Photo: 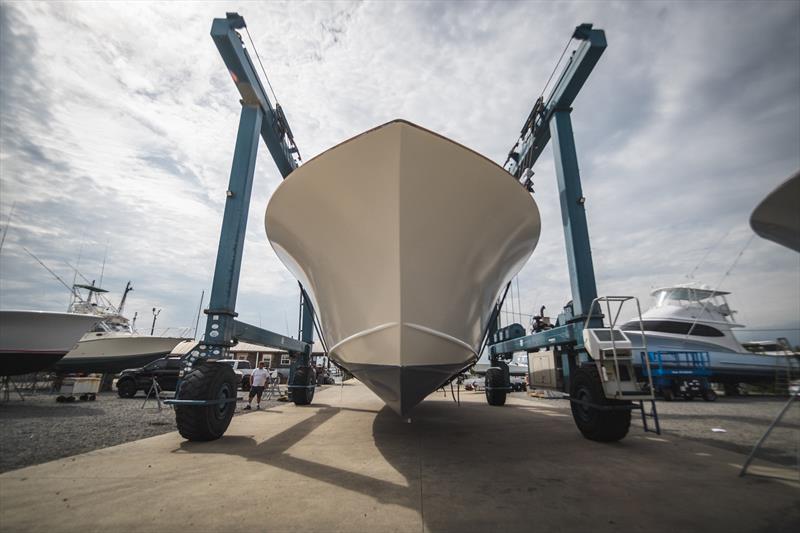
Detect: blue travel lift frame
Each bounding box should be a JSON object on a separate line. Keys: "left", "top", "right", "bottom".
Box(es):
{"left": 486, "top": 25, "right": 659, "bottom": 439}
{"left": 165, "top": 13, "right": 317, "bottom": 435}
{"left": 489, "top": 23, "right": 606, "bottom": 359}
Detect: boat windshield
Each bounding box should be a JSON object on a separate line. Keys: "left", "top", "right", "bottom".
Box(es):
{"left": 90, "top": 321, "right": 132, "bottom": 333}
{"left": 654, "top": 288, "right": 716, "bottom": 306}
{"left": 652, "top": 286, "right": 739, "bottom": 324}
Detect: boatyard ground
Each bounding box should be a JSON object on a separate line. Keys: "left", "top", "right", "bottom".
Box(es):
{"left": 1, "top": 382, "right": 798, "bottom": 533}
{"left": 0, "top": 385, "right": 798, "bottom": 473}
{"left": 0, "top": 390, "right": 283, "bottom": 473}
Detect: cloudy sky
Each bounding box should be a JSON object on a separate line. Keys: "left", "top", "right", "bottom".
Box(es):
{"left": 1, "top": 1, "right": 798, "bottom": 347}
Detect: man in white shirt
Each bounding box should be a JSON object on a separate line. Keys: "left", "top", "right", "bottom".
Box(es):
{"left": 244, "top": 361, "right": 270, "bottom": 410}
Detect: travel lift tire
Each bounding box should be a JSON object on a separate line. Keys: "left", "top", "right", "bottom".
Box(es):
{"left": 175, "top": 362, "right": 238, "bottom": 442}
{"left": 569, "top": 366, "right": 631, "bottom": 442}
{"left": 290, "top": 366, "right": 316, "bottom": 406}
{"left": 485, "top": 367, "right": 508, "bottom": 406}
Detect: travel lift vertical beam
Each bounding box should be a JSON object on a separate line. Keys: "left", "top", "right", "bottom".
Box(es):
{"left": 167, "top": 13, "right": 317, "bottom": 441}
{"left": 487, "top": 24, "right": 655, "bottom": 441}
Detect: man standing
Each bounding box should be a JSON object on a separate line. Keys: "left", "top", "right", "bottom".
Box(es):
{"left": 244, "top": 361, "right": 269, "bottom": 410}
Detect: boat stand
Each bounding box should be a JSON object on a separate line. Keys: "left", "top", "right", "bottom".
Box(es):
{"left": 142, "top": 377, "right": 164, "bottom": 411}
{"left": 739, "top": 392, "right": 798, "bottom": 477}
{"left": 264, "top": 375, "right": 284, "bottom": 401}
{"left": 1, "top": 376, "right": 24, "bottom": 402}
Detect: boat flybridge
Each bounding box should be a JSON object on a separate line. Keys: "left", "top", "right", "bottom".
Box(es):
{"left": 619, "top": 283, "right": 799, "bottom": 386}
{"left": 56, "top": 283, "right": 188, "bottom": 374}
{"left": 621, "top": 284, "right": 745, "bottom": 353}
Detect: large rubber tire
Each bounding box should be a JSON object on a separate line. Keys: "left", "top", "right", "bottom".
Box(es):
{"left": 570, "top": 367, "right": 631, "bottom": 442}
{"left": 290, "top": 366, "right": 316, "bottom": 406}
{"left": 703, "top": 388, "right": 718, "bottom": 402}
{"left": 485, "top": 367, "right": 508, "bottom": 406}
{"left": 175, "top": 362, "right": 238, "bottom": 442}
{"left": 241, "top": 377, "right": 250, "bottom": 391}
{"left": 117, "top": 378, "right": 137, "bottom": 398}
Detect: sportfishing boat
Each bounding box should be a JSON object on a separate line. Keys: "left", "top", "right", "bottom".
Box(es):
{"left": 266, "top": 120, "right": 541, "bottom": 416}
{"left": 620, "top": 283, "right": 799, "bottom": 385}
{"left": 56, "top": 283, "right": 188, "bottom": 374}
{"left": 0, "top": 310, "right": 99, "bottom": 375}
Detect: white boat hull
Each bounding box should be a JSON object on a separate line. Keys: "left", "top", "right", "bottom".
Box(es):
{"left": 57, "top": 333, "right": 188, "bottom": 374}
{"left": 266, "top": 120, "right": 541, "bottom": 415}
{"left": 625, "top": 331, "right": 800, "bottom": 383}
{"left": 0, "top": 310, "right": 99, "bottom": 376}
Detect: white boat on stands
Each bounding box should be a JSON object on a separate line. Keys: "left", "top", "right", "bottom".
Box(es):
{"left": 266, "top": 120, "right": 541, "bottom": 416}
{"left": 620, "top": 283, "right": 799, "bottom": 387}
{"left": 0, "top": 310, "right": 99, "bottom": 376}
{"left": 56, "top": 283, "right": 188, "bottom": 374}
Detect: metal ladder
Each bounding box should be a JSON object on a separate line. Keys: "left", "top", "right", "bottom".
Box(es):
{"left": 773, "top": 338, "right": 799, "bottom": 395}
{"left": 637, "top": 398, "right": 661, "bottom": 434}
{"left": 585, "top": 296, "right": 661, "bottom": 434}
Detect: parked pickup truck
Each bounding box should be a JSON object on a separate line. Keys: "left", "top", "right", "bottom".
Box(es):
{"left": 218, "top": 359, "right": 254, "bottom": 390}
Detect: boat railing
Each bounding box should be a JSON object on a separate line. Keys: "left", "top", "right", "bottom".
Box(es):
{"left": 641, "top": 351, "right": 712, "bottom": 378}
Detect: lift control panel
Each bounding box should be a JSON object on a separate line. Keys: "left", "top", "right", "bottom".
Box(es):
{"left": 582, "top": 328, "right": 631, "bottom": 359}
{"left": 583, "top": 328, "right": 650, "bottom": 400}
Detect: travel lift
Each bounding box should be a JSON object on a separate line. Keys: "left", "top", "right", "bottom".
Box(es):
{"left": 168, "top": 14, "right": 657, "bottom": 442}
{"left": 486, "top": 24, "right": 660, "bottom": 441}
{"left": 165, "top": 13, "right": 318, "bottom": 441}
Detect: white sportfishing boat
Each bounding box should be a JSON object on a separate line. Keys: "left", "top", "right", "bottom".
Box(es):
{"left": 266, "top": 120, "right": 541, "bottom": 416}
{"left": 620, "top": 283, "right": 799, "bottom": 386}
{"left": 0, "top": 310, "right": 99, "bottom": 376}
{"left": 56, "top": 283, "right": 188, "bottom": 374}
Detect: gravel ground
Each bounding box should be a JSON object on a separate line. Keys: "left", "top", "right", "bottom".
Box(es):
{"left": 0, "top": 390, "right": 281, "bottom": 473}
{"left": 518, "top": 392, "right": 800, "bottom": 467}
{"left": 2, "top": 388, "right": 797, "bottom": 474}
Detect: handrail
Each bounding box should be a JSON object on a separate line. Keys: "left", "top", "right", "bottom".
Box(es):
{"left": 584, "top": 295, "right": 655, "bottom": 400}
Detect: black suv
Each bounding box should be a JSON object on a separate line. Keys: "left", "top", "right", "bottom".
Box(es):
{"left": 116, "top": 356, "right": 182, "bottom": 398}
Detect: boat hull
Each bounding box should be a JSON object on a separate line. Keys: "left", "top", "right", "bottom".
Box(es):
{"left": 626, "top": 331, "right": 800, "bottom": 384}
{"left": 266, "top": 120, "right": 541, "bottom": 415}
{"left": 0, "top": 311, "right": 99, "bottom": 376}
{"left": 56, "top": 334, "right": 187, "bottom": 374}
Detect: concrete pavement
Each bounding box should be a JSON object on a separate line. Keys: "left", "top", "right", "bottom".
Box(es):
{"left": 1, "top": 382, "right": 798, "bottom": 532}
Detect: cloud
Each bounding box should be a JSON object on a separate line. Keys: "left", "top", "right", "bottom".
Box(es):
{"left": 0, "top": 1, "right": 798, "bottom": 348}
